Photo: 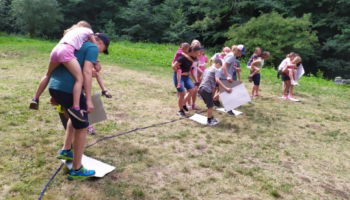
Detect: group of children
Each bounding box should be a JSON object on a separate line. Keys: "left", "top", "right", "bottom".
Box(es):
{"left": 173, "top": 42, "right": 302, "bottom": 126}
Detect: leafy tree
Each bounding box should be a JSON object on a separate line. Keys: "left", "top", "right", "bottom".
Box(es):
{"left": 225, "top": 12, "right": 319, "bottom": 69}
{"left": 10, "top": 0, "right": 63, "bottom": 38}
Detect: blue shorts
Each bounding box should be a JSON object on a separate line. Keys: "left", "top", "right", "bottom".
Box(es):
{"left": 49, "top": 89, "right": 89, "bottom": 129}
{"left": 173, "top": 72, "right": 195, "bottom": 92}
{"left": 251, "top": 71, "right": 261, "bottom": 86}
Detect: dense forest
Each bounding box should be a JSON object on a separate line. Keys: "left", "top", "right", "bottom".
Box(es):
{"left": 1, "top": 0, "right": 349, "bottom": 78}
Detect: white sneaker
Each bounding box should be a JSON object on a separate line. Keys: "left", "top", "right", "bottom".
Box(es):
{"left": 208, "top": 120, "right": 219, "bottom": 127}
{"left": 295, "top": 81, "right": 300, "bottom": 86}
{"left": 291, "top": 81, "right": 297, "bottom": 86}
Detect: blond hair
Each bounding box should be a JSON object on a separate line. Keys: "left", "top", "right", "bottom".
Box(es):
{"left": 231, "top": 45, "right": 241, "bottom": 55}
{"left": 293, "top": 56, "right": 302, "bottom": 63}
{"left": 63, "top": 21, "right": 92, "bottom": 36}
{"left": 191, "top": 39, "right": 201, "bottom": 47}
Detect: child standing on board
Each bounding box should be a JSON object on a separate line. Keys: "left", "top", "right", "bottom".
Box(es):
{"left": 249, "top": 51, "right": 270, "bottom": 97}
{"left": 30, "top": 21, "right": 101, "bottom": 122}
{"left": 198, "top": 58, "right": 232, "bottom": 126}
{"left": 173, "top": 43, "right": 193, "bottom": 88}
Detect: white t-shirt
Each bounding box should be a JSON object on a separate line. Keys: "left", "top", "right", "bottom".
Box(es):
{"left": 278, "top": 58, "right": 291, "bottom": 71}
{"left": 60, "top": 27, "right": 94, "bottom": 50}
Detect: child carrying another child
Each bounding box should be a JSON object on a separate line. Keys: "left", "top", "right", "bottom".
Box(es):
{"left": 284, "top": 56, "right": 301, "bottom": 86}
{"left": 30, "top": 21, "right": 103, "bottom": 122}
{"left": 198, "top": 58, "right": 232, "bottom": 126}
{"left": 248, "top": 51, "right": 270, "bottom": 98}
{"left": 247, "top": 47, "right": 262, "bottom": 70}
{"left": 172, "top": 43, "right": 194, "bottom": 88}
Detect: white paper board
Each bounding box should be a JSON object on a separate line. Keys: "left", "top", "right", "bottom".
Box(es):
{"left": 62, "top": 154, "right": 115, "bottom": 177}
{"left": 296, "top": 64, "right": 305, "bottom": 80}
{"left": 216, "top": 108, "right": 243, "bottom": 115}
{"left": 88, "top": 93, "right": 107, "bottom": 124}
{"left": 189, "top": 114, "right": 208, "bottom": 125}
{"left": 218, "top": 81, "right": 251, "bottom": 111}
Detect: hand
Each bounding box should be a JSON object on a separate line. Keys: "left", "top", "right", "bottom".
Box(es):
{"left": 85, "top": 99, "right": 94, "bottom": 114}
{"left": 50, "top": 97, "right": 58, "bottom": 106}
{"left": 227, "top": 78, "right": 233, "bottom": 83}
{"left": 182, "top": 72, "right": 190, "bottom": 76}
{"left": 226, "top": 88, "right": 232, "bottom": 93}
{"left": 94, "top": 61, "right": 101, "bottom": 72}
{"left": 92, "top": 70, "right": 98, "bottom": 78}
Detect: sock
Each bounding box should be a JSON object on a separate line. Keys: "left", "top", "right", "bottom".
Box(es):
{"left": 74, "top": 166, "right": 82, "bottom": 171}
{"left": 33, "top": 97, "right": 39, "bottom": 101}
{"left": 208, "top": 118, "right": 212, "bottom": 123}
{"left": 73, "top": 106, "right": 80, "bottom": 110}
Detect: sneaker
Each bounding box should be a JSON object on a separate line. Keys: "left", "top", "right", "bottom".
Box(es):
{"left": 213, "top": 100, "right": 222, "bottom": 107}
{"left": 183, "top": 105, "right": 189, "bottom": 112}
{"left": 227, "top": 110, "right": 235, "bottom": 116}
{"left": 208, "top": 119, "right": 219, "bottom": 127}
{"left": 295, "top": 81, "right": 300, "bottom": 86}
{"left": 282, "top": 95, "right": 289, "bottom": 100}
{"left": 87, "top": 125, "right": 96, "bottom": 135}
{"left": 251, "top": 95, "right": 256, "bottom": 98}
{"left": 29, "top": 98, "right": 39, "bottom": 110}
{"left": 67, "top": 165, "right": 95, "bottom": 180}
{"left": 211, "top": 117, "right": 220, "bottom": 123}
{"left": 178, "top": 110, "right": 186, "bottom": 117}
{"left": 255, "top": 94, "right": 263, "bottom": 97}
{"left": 192, "top": 104, "right": 198, "bottom": 110}
{"left": 288, "top": 94, "right": 294, "bottom": 99}
{"left": 57, "top": 149, "right": 73, "bottom": 161}
{"left": 291, "top": 81, "right": 297, "bottom": 86}
{"left": 68, "top": 106, "right": 87, "bottom": 122}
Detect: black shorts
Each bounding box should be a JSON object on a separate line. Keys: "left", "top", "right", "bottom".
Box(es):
{"left": 49, "top": 89, "right": 89, "bottom": 129}
{"left": 281, "top": 73, "right": 290, "bottom": 81}
{"left": 198, "top": 87, "right": 214, "bottom": 108}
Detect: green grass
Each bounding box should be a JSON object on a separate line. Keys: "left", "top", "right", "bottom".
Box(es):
{"left": 1, "top": 35, "right": 350, "bottom": 200}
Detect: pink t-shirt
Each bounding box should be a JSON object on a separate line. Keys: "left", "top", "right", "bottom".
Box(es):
{"left": 60, "top": 27, "right": 93, "bottom": 50}
{"left": 172, "top": 49, "right": 183, "bottom": 64}
{"left": 198, "top": 55, "right": 208, "bottom": 72}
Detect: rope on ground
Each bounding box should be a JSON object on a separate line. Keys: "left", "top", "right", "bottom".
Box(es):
{"left": 38, "top": 110, "right": 206, "bottom": 200}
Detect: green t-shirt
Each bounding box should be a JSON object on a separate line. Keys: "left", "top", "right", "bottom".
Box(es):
{"left": 48, "top": 42, "right": 98, "bottom": 94}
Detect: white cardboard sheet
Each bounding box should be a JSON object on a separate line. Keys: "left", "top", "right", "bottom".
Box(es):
{"left": 296, "top": 64, "right": 305, "bottom": 80}
{"left": 88, "top": 93, "right": 107, "bottom": 124}
{"left": 189, "top": 114, "right": 208, "bottom": 125}
{"left": 219, "top": 81, "right": 251, "bottom": 111}
{"left": 216, "top": 108, "right": 243, "bottom": 115}
{"left": 62, "top": 154, "right": 115, "bottom": 178}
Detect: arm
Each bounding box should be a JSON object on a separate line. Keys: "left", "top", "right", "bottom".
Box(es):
{"left": 222, "top": 62, "right": 232, "bottom": 83}
{"left": 94, "top": 60, "right": 101, "bottom": 72}
{"left": 181, "top": 52, "right": 194, "bottom": 62}
{"left": 209, "top": 59, "right": 213, "bottom": 66}
{"left": 88, "top": 34, "right": 98, "bottom": 46}
{"left": 83, "top": 60, "right": 94, "bottom": 114}
{"left": 215, "top": 77, "right": 232, "bottom": 93}
{"left": 172, "top": 61, "right": 181, "bottom": 72}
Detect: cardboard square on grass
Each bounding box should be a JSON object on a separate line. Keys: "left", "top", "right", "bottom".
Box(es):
{"left": 62, "top": 154, "right": 115, "bottom": 178}
{"left": 218, "top": 80, "right": 251, "bottom": 111}
{"left": 216, "top": 108, "right": 243, "bottom": 115}
{"left": 189, "top": 114, "right": 208, "bottom": 125}
{"left": 88, "top": 92, "right": 107, "bottom": 125}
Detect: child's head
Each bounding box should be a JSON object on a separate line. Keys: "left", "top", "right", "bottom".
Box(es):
{"left": 292, "top": 56, "right": 301, "bottom": 64}
{"left": 223, "top": 47, "right": 231, "bottom": 54}
{"left": 232, "top": 44, "right": 246, "bottom": 57}
{"left": 188, "top": 45, "right": 201, "bottom": 57}
{"left": 200, "top": 46, "right": 205, "bottom": 55}
{"left": 254, "top": 47, "right": 262, "bottom": 56}
{"left": 287, "top": 52, "right": 297, "bottom": 60}
{"left": 181, "top": 43, "right": 190, "bottom": 53}
{"left": 213, "top": 58, "right": 222, "bottom": 69}
{"left": 260, "top": 51, "right": 270, "bottom": 59}
{"left": 191, "top": 39, "right": 201, "bottom": 47}
{"left": 76, "top": 21, "right": 92, "bottom": 29}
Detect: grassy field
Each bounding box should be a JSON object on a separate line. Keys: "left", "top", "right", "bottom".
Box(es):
{"left": 1, "top": 35, "right": 350, "bottom": 200}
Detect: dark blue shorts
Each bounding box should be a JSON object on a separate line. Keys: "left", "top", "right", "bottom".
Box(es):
{"left": 49, "top": 89, "right": 89, "bottom": 129}
{"left": 281, "top": 73, "right": 290, "bottom": 81}
{"left": 173, "top": 72, "right": 195, "bottom": 92}
{"left": 251, "top": 71, "right": 261, "bottom": 86}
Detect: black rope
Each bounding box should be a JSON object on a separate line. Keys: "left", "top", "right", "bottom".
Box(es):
{"left": 38, "top": 111, "right": 206, "bottom": 200}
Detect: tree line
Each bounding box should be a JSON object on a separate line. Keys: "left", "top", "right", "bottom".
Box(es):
{"left": 1, "top": 0, "right": 349, "bottom": 78}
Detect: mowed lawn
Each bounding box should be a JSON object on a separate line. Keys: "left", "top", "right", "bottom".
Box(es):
{"left": 0, "top": 36, "right": 350, "bottom": 200}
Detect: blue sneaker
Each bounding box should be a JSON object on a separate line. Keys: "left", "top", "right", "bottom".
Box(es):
{"left": 57, "top": 149, "right": 73, "bottom": 161}
{"left": 67, "top": 165, "right": 95, "bottom": 180}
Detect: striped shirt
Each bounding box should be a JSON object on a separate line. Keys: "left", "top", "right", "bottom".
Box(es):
{"left": 199, "top": 66, "right": 220, "bottom": 93}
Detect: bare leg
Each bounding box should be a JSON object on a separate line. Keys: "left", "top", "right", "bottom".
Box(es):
{"left": 207, "top": 107, "right": 213, "bottom": 119}
{"left": 72, "top": 127, "right": 87, "bottom": 170}
{"left": 185, "top": 89, "right": 194, "bottom": 105}
{"left": 192, "top": 86, "right": 198, "bottom": 106}
{"left": 62, "top": 59, "right": 84, "bottom": 108}
{"left": 34, "top": 62, "right": 59, "bottom": 99}
{"left": 288, "top": 69, "right": 295, "bottom": 83}
{"left": 283, "top": 81, "right": 290, "bottom": 97}
{"left": 178, "top": 92, "right": 185, "bottom": 111}
{"left": 255, "top": 85, "right": 260, "bottom": 96}
{"left": 95, "top": 72, "right": 107, "bottom": 91}
{"left": 289, "top": 85, "right": 294, "bottom": 98}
